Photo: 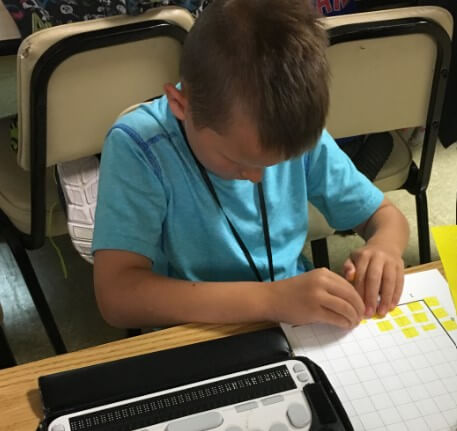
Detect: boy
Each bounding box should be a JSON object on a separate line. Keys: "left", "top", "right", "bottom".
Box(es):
{"left": 93, "top": 0, "right": 409, "bottom": 330}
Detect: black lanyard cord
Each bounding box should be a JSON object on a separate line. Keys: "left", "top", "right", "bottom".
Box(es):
{"left": 257, "top": 182, "right": 275, "bottom": 283}
{"left": 178, "top": 121, "right": 274, "bottom": 282}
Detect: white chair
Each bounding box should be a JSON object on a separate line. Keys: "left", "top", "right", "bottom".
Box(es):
{"left": 0, "top": 6, "right": 194, "bottom": 353}
{"left": 309, "top": 6, "right": 453, "bottom": 267}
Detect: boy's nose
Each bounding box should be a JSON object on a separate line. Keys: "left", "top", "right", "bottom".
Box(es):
{"left": 241, "top": 168, "right": 263, "bottom": 183}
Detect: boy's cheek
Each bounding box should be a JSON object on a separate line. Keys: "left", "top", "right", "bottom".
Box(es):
{"left": 204, "top": 159, "right": 240, "bottom": 180}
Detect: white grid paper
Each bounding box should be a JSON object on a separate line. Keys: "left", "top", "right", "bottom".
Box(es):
{"left": 283, "top": 301, "right": 457, "bottom": 431}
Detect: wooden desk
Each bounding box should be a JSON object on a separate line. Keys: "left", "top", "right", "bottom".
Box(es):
{"left": 0, "top": 261, "right": 444, "bottom": 431}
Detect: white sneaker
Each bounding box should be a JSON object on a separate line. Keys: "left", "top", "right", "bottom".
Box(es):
{"left": 56, "top": 156, "right": 99, "bottom": 264}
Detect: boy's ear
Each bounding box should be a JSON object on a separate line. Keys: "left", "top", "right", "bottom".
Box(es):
{"left": 164, "top": 83, "right": 188, "bottom": 121}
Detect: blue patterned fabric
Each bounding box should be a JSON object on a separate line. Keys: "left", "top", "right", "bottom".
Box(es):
{"left": 1, "top": 0, "right": 211, "bottom": 39}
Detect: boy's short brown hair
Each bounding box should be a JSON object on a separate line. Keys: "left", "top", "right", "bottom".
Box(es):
{"left": 180, "top": 0, "right": 329, "bottom": 158}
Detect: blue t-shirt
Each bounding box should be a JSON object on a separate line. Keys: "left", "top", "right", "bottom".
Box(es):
{"left": 92, "top": 95, "right": 383, "bottom": 282}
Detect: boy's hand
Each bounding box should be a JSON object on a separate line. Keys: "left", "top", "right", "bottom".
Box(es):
{"left": 342, "top": 243, "right": 404, "bottom": 318}
{"left": 269, "top": 268, "right": 365, "bottom": 329}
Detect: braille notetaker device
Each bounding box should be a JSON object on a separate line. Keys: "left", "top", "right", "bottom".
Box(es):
{"left": 38, "top": 328, "right": 353, "bottom": 431}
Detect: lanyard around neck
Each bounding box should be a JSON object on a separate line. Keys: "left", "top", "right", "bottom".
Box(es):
{"left": 178, "top": 121, "right": 274, "bottom": 282}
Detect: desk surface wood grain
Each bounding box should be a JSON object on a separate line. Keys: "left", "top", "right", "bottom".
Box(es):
{"left": 0, "top": 261, "right": 444, "bottom": 431}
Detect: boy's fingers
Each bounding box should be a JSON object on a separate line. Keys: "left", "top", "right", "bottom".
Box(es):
{"left": 328, "top": 280, "right": 365, "bottom": 320}
{"left": 364, "top": 259, "right": 384, "bottom": 317}
{"left": 352, "top": 256, "right": 371, "bottom": 315}
{"left": 342, "top": 259, "right": 356, "bottom": 282}
{"left": 353, "top": 255, "right": 368, "bottom": 296}
{"left": 391, "top": 267, "right": 404, "bottom": 309}
{"left": 319, "top": 307, "right": 353, "bottom": 329}
{"left": 377, "top": 264, "right": 396, "bottom": 316}
{"left": 321, "top": 295, "right": 361, "bottom": 328}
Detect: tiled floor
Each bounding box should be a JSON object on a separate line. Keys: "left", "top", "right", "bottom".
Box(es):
{"left": 0, "top": 235, "right": 125, "bottom": 364}
{"left": 0, "top": 139, "right": 456, "bottom": 365}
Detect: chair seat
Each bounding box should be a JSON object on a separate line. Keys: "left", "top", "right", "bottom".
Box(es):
{"left": 373, "top": 131, "right": 412, "bottom": 192}
{"left": 0, "top": 119, "right": 67, "bottom": 236}
{"left": 308, "top": 203, "right": 335, "bottom": 241}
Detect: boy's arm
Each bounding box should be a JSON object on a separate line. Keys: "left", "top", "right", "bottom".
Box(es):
{"left": 94, "top": 249, "right": 268, "bottom": 327}
{"left": 343, "top": 197, "right": 409, "bottom": 318}
{"left": 94, "top": 249, "right": 365, "bottom": 329}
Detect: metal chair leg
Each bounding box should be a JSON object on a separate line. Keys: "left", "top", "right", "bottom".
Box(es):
{"left": 311, "top": 238, "right": 331, "bottom": 269}
{"left": 2, "top": 226, "right": 66, "bottom": 354}
{"left": 415, "top": 191, "right": 431, "bottom": 264}
{"left": 0, "top": 325, "right": 15, "bottom": 369}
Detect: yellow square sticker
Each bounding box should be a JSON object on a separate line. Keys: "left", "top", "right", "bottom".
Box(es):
{"left": 407, "top": 302, "right": 424, "bottom": 312}
{"left": 389, "top": 308, "right": 403, "bottom": 317}
{"left": 402, "top": 327, "right": 419, "bottom": 338}
{"left": 413, "top": 313, "right": 429, "bottom": 323}
{"left": 377, "top": 321, "right": 394, "bottom": 332}
{"left": 425, "top": 297, "right": 440, "bottom": 307}
{"left": 394, "top": 316, "right": 412, "bottom": 327}
{"left": 422, "top": 323, "right": 437, "bottom": 331}
{"left": 442, "top": 320, "right": 457, "bottom": 331}
{"left": 433, "top": 308, "right": 449, "bottom": 319}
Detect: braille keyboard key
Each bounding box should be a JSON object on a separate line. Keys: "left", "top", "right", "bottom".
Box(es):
{"left": 286, "top": 402, "right": 312, "bottom": 429}
{"left": 270, "top": 423, "right": 289, "bottom": 431}
{"left": 166, "top": 411, "right": 223, "bottom": 431}
{"left": 293, "top": 363, "right": 306, "bottom": 373}
{"left": 235, "top": 401, "right": 258, "bottom": 413}
{"left": 261, "top": 395, "right": 284, "bottom": 406}
{"left": 296, "top": 372, "right": 311, "bottom": 383}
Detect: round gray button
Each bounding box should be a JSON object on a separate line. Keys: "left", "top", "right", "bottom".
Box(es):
{"left": 226, "top": 427, "right": 243, "bottom": 431}
{"left": 293, "top": 363, "right": 306, "bottom": 373}
{"left": 270, "top": 423, "right": 289, "bottom": 431}
{"left": 286, "top": 403, "right": 311, "bottom": 429}
{"left": 297, "top": 372, "right": 311, "bottom": 383}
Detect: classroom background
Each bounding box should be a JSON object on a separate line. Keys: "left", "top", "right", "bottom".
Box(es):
{"left": 0, "top": 131, "right": 455, "bottom": 365}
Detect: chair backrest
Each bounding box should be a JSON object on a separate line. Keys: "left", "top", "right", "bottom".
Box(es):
{"left": 307, "top": 6, "right": 452, "bottom": 247}
{"left": 17, "top": 6, "right": 193, "bottom": 170}
{"left": 0, "top": 1, "right": 21, "bottom": 119}
{"left": 15, "top": 6, "right": 193, "bottom": 248}
{"left": 0, "top": 2, "right": 20, "bottom": 43}
{"left": 323, "top": 6, "right": 453, "bottom": 139}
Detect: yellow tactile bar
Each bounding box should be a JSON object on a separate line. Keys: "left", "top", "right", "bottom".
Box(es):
{"left": 394, "top": 316, "right": 412, "bottom": 327}
{"left": 377, "top": 321, "right": 394, "bottom": 332}
{"left": 413, "top": 313, "right": 429, "bottom": 323}
{"left": 407, "top": 302, "right": 424, "bottom": 312}
{"left": 402, "top": 327, "right": 419, "bottom": 338}
{"left": 424, "top": 297, "right": 440, "bottom": 307}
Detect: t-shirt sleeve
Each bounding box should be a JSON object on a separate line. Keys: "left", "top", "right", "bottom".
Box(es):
{"left": 306, "top": 129, "right": 384, "bottom": 231}
{"left": 92, "top": 126, "right": 167, "bottom": 262}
